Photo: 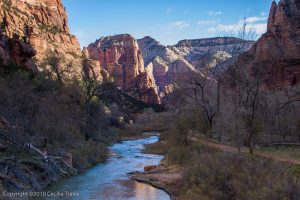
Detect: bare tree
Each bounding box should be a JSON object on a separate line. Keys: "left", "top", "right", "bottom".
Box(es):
{"left": 0, "top": 76, "right": 39, "bottom": 160}
{"left": 81, "top": 57, "right": 100, "bottom": 104}
{"left": 183, "top": 72, "right": 218, "bottom": 137}
{"left": 264, "top": 86, "right": 300, "bottom": 144}
{"left": 178, "top": 16, "right": 259, "bottom": 141}
{"left": 40, "top": 51, "right": 72, "bottom": 85}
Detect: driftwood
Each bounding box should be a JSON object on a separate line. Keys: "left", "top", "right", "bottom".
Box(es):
{"left": 0, "top": 131, "right": 78, "bottom": 176}
{"left": 48, "top": 155, "right": 78, "bottom": 174}
{"left": 26, "top": 143, "right": 78, "bottom": 175}
{"left": 27, "top": 143, "right": 48, "bottom": 159}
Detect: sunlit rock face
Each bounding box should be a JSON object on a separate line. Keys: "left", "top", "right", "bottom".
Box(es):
{"left": 87, "top": 34, "right": 145, "bottom": 88}
{"left": 234, "top": 0, "right": 300, "bottom": 89}
{"left": 0, "top": 0, "right": 81, "bottom": 60}
{"left": 138, "top": 36, "right": 254, "bottom": 91}
{"left": 0, "top": 0, "right": 82, "bottom": 73}
{"left": 87, "top": 34, "right": 161, "bottom": 104}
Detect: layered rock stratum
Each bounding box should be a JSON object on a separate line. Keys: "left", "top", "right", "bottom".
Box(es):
{"left": 138, "top": 36, "right": 254, "bottom": 91}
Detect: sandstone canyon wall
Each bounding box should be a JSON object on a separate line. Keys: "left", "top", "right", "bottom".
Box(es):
{"left": 0, "top": 0, "right": 81, "bottom": 70}
{"left": 234, "top": 0, "right": 300, "bottom": 89}
{"left": 87, "top": 34, "right": 145, "bottom": 88}
{"left": 138, "top": 36, "right": 254, "bottom": 91}
{"left": 87, "top": 34, "right": 160, "bottom": 105}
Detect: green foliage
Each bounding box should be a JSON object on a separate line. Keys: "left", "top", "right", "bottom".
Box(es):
{"left": 66, "top": 51, "right": 81, "bottom": 59}
{"left": 38, "top": 24, "right": 65, "bottom": 34}
{"left": 2, "top": 0, "right": 12, "bottom": 11}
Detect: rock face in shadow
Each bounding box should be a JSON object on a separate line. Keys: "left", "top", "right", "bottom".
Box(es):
{"left": 126, "top": 72, "right": 160, "bottom": 105}
{"left": 0, "top": 35, "right": 37, "bottom": 71}
{"left": 234, "top": 0, "right": 300, "bottom": 89}
{"left": 87, "top": 34, "right": 160, "bottom": 104}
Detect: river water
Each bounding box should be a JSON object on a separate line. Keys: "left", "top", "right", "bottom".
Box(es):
{"left": 46, "top": 136, "right": 171, "bottom": 200}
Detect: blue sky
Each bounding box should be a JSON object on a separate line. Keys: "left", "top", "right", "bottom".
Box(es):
{"left": 62, "top": 0, "right": 275, "bottom": 48}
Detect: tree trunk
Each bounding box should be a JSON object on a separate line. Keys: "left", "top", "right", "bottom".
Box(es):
{"left": 249, "top": 135, "right": 254, "bottom": 154}
{"left": 249, "top": 145, "right": 253, "bottom": 154}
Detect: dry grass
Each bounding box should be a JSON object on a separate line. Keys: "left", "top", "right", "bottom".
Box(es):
{"left": 259, "top": 146, "right": 300, "bottom": 160}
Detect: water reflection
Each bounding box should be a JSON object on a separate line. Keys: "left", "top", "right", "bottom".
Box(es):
{"left": 46, "top": 136, "right": 171, "bottom": 200}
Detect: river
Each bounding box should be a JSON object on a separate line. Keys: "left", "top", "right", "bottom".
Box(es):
{"left": 46, "top": 136, "right": 171, "bottom": 200}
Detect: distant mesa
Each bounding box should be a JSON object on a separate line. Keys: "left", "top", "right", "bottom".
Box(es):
{"left": 137, "top": 36, "right": 254, "bottom": 92}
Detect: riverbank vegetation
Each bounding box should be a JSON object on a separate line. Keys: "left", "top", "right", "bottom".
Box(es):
{"left": 132, "top": 65, "right": 300, "bottom": 199}
{"left": 137, "top": 105, "right": 300, "bottom": 199}
{"left": 0, "top": 53, "right": 161, "bottom": 191}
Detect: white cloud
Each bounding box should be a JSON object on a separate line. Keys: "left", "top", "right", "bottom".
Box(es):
{"left": 208, "top": 11, "right": 223, "bottom": 17}
{"left": 252, "top": 23, "right": 267, "bottom": 34}
{"left": 208, "top": 16, "right": 267, "bottom": 38}
{"left": 197, "top": 20, "right": 218, "bottom": 26}
{"left": 170, "top": 21, "right": 190, "bottom": 30}
{"left": 245, "top": 16, "right": 267, "bottom": 23}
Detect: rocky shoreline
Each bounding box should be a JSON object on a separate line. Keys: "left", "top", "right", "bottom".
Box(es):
{"left": 128, "top": 163, "right": 183, "bottom": 200}
{"left": 128, "top": 138, "right": 183, "bottom": 200}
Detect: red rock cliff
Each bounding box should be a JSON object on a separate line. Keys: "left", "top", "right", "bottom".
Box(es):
{"left": 235, "top": 0, "right": 300, "bottom": 89}
{"left": 0, "top": 0, "right": 81, "bottom": 62}
{"left": 126, "top": 72, "right": 160, "bottom": 105}
{"left": 87, "top": 34, "right": 160, "bottom": 104}
{"left": 87, "top": 34, "right": 145, "bottom": 88}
